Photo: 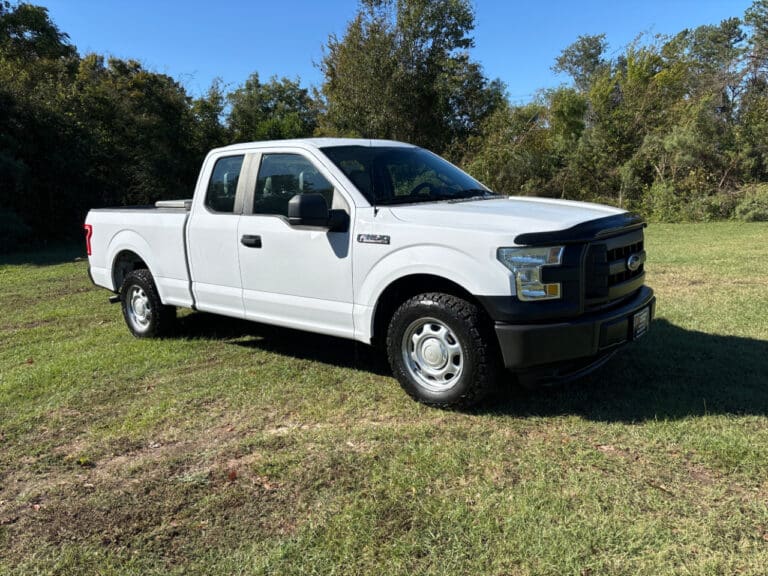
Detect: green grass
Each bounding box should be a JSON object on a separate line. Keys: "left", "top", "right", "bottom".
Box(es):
{"left": 2, "top": 222, "right": 768, "bottom": 575}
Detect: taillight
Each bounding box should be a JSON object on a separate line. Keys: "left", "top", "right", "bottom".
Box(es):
{"left": 83, "top": 224, "right": 93, "bottom": 256}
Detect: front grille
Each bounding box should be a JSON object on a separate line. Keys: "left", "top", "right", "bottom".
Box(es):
{"left": 584, "top": 230, "right": 645, "bottom": 309}
{"left": 584, "top": 244, "right": 609, "bottom": 299}
{"left": 607, "top": 240, "right": 644, "bottom": 285}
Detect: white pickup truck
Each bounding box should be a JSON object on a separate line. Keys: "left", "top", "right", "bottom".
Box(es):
{"left": 85, "top": 138, "right": 654, "bottom": 407}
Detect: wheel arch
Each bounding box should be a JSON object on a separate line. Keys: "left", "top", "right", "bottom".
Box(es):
{"left": 112, "top": 249, "right": 151, "bottom": 292}
{"left": 370, "top": 273, "right": 485, "bottom": 348}
{"left": 105, "top": 230, "right": 157, "bottom": 292}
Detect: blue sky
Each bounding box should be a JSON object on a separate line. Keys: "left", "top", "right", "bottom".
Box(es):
{"left": 43, "top": 0, "right": 754, "bottom": 102}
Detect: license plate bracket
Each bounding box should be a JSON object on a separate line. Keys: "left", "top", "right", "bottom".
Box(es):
{"left": 633, "top": 307, "right": 650, "bottom": 339}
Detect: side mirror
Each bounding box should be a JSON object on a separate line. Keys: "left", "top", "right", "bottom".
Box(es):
{"left": 288, "top": 193, "right": 328, "bottom": 227}
{"left": 287, "top": 193, "right": 349, "bottom": 232}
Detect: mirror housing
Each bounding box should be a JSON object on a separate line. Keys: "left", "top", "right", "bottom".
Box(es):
{"left": 288, "top": 193, "right": 328, "bottom": 227}
{"left": 287, "top": 193, "right": 349, "bottom": 232}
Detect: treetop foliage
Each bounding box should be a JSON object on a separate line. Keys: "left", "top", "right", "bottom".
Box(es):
{"left": 228, "top": 73, "right": 318, "bottom": 142}
{"left": 318, "top": 0, "right": 503, "bottom": 154}
{"left": 468, "top": 1, "right": 768, "bottom": 222}
{"left": 0, "top": 0, "right": 73, "bottom": 60}
{"left": 2, "top": 0, "right": 768, "bottom": 251}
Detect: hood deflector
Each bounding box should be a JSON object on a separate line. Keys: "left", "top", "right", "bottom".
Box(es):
{"left": 514, "top": 213, "right": 646, "bottom": 246}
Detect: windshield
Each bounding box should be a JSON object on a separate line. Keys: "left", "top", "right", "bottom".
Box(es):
{"left": 320, "top": 145, "right": 498, "bottom": 206}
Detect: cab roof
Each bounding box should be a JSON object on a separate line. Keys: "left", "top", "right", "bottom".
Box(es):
{"left": 212, "top": 138, "right": 416, "bottom": 154}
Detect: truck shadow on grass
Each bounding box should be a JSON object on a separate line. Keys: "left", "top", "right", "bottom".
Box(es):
{"left": 176, "top": 314, "right": 767, "bottom": 421}
{"left": 490, "top": 318, "right": 768, "bottom": 422}
{"left": 175, "top": 312, "right": 391, "bottom": 376}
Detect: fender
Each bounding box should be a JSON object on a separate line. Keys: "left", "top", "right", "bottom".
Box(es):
{"left": 106, "top": 229, "right": 159, "bottom": 293}
{"left": 354, "top": 244, "right": 505, "bottom": 342}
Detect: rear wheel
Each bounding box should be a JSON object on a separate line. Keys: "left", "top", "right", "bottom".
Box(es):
{"left": 120, "top": 269, "right": 175, "bottom": 338}
{"left": 386, "top": 292, "right": 497, "bottom": 408}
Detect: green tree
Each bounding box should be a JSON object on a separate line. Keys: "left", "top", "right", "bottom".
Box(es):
{"left": 553, "top": 34, "right": 608, "bottom": 93}
{"left": 0, "top": 0, "right": 74, "bottom": 60}
{"left": 318, "top": 5, "right": 398, "bottom": 139}
{"left": 319, "top": 0, "right": 503, "bottom": 155}
{"left": 466, "top": 102, "right": 555, "bottom": 195}
{"left": 227, "top": 73, "right": 317, "bottom": 142}
{"left": 191, "top": 78, "right": 230, "bottom": 158}
{"left": 0, "top": 1, "right": 84, "bottom": 247}
{"left": 0, "top": 2, "right": 208, "bottom": 246}
{"left": 745, "top": 0, "right": 768, "bottom": 77}
{"left": 740, "top": 1, "right": 768, "bottom": 180}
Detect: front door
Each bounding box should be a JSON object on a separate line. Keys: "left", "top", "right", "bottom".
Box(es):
{"left": 237, "top": 150, "right": 354, "bottom": 338}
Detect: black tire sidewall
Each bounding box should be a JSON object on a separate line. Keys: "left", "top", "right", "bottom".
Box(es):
{"left": 120, "top": 270, "right": 164, "bottom": 338}
{"left": 387, "top": 294, "right": 491, "bottom": 406}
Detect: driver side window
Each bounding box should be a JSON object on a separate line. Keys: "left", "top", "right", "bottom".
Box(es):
{"left": 254, "top": 154, "right": 334, "bottom": 216}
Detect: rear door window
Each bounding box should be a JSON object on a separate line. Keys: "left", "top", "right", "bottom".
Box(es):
{"left": 205, "top": 155, "right": 244, "bottom": 213}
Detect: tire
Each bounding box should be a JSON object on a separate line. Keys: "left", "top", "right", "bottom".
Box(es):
{"left": 386, "top": 292, "right": 498, "bottom": 408}
{"left": 119, "top": 269, "right": 175, "bottom": 338}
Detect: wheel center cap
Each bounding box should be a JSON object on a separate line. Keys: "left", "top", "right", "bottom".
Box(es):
{"left": 134, "top": 298, "right": 146, "bottom": 317}
{"left": 421, "top": 339, "right": 447, "bottom": 367}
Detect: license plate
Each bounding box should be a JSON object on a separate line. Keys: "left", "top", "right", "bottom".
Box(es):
{"left": 633, "top": 307, "right": 650, "bottom": 339}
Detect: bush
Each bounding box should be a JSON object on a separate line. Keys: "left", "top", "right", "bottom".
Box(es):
{"left": 640, "top": 183, "right": 746, "bottom": 223}
{"left": 701, "top": 190, "right": 741, "bottom": 221}
{"left": 0, "top": 209, "right": 33, "bottom": 253}
{"left": 643, "top": 181, "right": 681, "bottom": 222}
{"left": 735, "top": 184, "right": 768, "bottom": 222}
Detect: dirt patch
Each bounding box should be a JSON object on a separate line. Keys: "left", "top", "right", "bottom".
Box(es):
{"left": 266, "top": 421, "right": 331, "bottom": 435}
{"left": 0, "top": 317, "right": 60, "bottom": 333}
{"left": 647, "top": 267, "right": 713, "bottom": 293}
{"left": 0, "top": 417, "right": 309, "bottom": 567}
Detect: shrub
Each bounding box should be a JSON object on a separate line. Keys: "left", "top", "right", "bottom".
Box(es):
{"left": 640, "top": 183, "right": 745, "bottom": 223}
{"left": 643, "top": 181, "right": 681, "bottom": 222}
{"left": 735, "top": 184, "right": 768, "bottom": 222}
{"left": 701, "top": 190, "right": 741, "bottom": 221}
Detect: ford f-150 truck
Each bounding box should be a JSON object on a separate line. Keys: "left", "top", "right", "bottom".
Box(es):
{"left": 85, "top": 138, "right": 654, "bottom": 407}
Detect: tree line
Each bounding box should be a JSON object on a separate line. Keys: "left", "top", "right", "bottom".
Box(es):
{"left": 2, "top": 0, "right": 768, "bottom": 251}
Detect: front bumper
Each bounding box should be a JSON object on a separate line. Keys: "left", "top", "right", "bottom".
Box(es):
{"left": 494, "top": 286, "right": 655, "bottom": 371}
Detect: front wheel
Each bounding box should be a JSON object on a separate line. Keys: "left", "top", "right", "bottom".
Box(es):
{"left": 120, "top": 269, "right": 175, "bottom": 338}
{"left": 386, "top": 293, "right": 498, "bottom": 408}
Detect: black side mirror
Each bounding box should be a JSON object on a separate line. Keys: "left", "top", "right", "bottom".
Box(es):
{"left": 288, "top": 193, "right": 328, "bottom": 227}
{"left": 287, "top": 193, "right": 349, "bottom": 232}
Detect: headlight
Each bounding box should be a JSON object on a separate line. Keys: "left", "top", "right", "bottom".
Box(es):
{"left": 497, "top": 246, "right": 564, "bottom": 301}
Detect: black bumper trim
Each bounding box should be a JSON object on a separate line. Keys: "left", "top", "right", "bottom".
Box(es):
{"left": 494, "top": 286, "right": 655, "bottom": 370}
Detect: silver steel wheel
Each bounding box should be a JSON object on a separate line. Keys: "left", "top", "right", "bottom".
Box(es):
{"left": 126, "top": 285, "right": 152, "bottom": 332}
{"left": 401, "top": 317, "right": 464, "bottom": 392}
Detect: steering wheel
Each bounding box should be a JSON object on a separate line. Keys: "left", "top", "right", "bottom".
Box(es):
{"left": 407, "top": 181, "right": 438, "bottom": 197}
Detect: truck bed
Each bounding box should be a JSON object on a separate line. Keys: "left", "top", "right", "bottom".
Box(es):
{"left": 86, "top": 206, "right": 193, "bottom": 308}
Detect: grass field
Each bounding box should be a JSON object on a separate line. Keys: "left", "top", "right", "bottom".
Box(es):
{"left": 1, "top": 222, "right": 768, "bottom": 575}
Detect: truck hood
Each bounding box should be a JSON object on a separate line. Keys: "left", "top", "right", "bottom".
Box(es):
{"left": 388, "top": 196, "right": 625, "bottom": 236}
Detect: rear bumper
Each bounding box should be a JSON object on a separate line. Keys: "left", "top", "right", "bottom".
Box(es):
{"left": 494, "top": 286, "right": 655, "bottom": 371}
{"left": 87, "top": 265, "right": 113, "bottom": 291}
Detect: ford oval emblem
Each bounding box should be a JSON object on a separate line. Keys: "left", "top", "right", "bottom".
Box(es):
{"left": 627, "top": 253, "right": 644, "bottom": 272}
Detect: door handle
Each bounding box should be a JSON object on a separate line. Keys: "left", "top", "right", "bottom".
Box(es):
{"left": 240, "top": 234, "right": 262, "bottom": 248}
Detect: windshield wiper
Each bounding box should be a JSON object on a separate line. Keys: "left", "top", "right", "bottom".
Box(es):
{"left": 380, "top": 196, "right": 437, "bottom": 206}
{"left": 377, "top": 189, "right": 500, "bottom": 206}
{"left": 446, "top": 189, "right": 500, "bottom": 203}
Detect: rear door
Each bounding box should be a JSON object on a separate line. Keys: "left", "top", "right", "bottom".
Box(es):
{"left": 237, "top": 148, "right": 355, "bottom": 338}
{"left": 186, "top": 153, "right": 248, "bottom": 318}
